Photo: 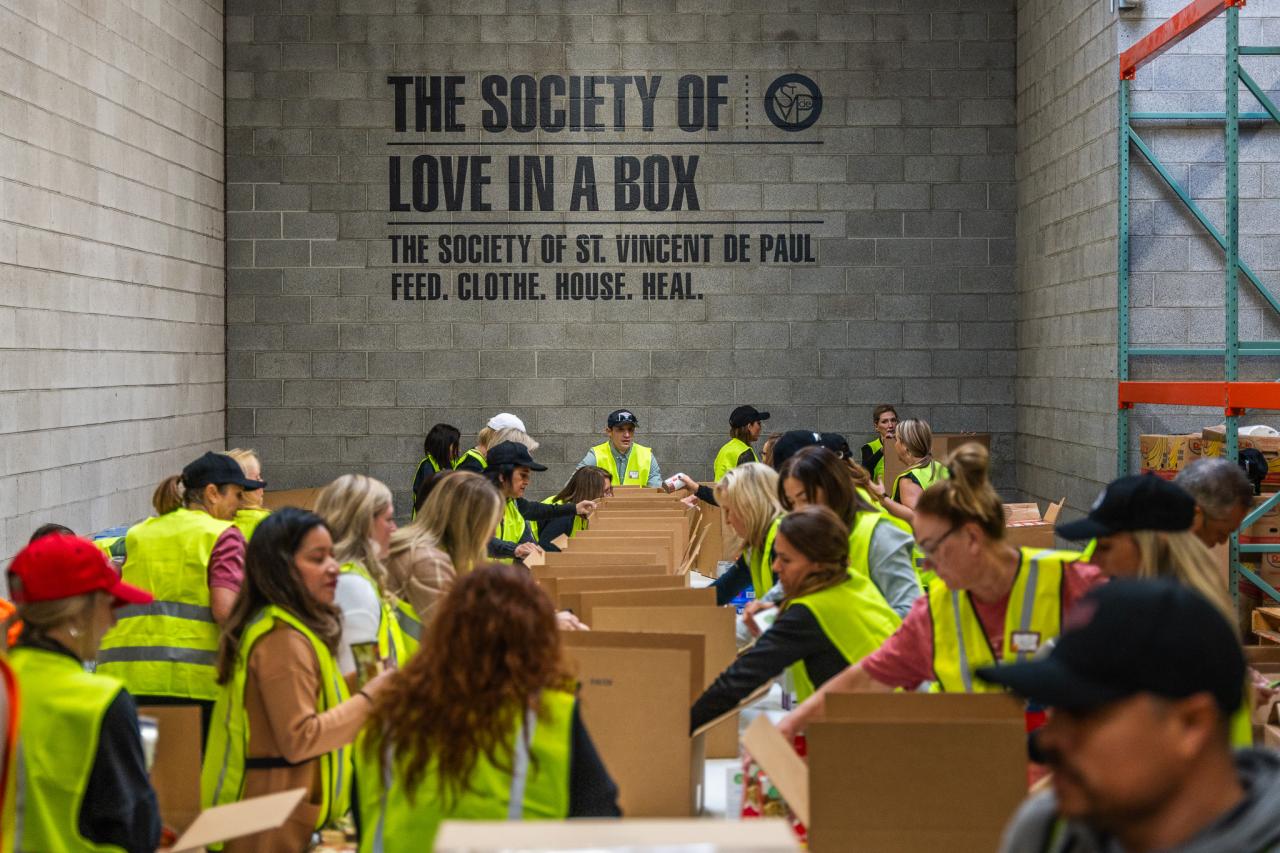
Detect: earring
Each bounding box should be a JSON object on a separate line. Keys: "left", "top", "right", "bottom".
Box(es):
{"left": 68, "top": 625, "right": 82, "bottom": 638}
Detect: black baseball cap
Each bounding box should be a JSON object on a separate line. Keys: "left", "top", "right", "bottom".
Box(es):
{"left": 818, "top": 432, "right": 851, "bottom": 458}
{"left": 730, "top": 405, "right": 771, "bottom": 428}
{"left": 607, "top": 409, "right": 639, "bottom": 428}
{"left": 772, "top": 430, "right": 823, "bottom": 470}
{"left": 1055, "top": 474, "right": 1195, "bottom": 541}
{"left": 183, "top": 452, "right": 266, "bottom": 491}
{"left": 486, "top": 441, "right": 547, "bottom": 472}
{"left": 978, "top": 579, "right": 1244, "bottom": 716}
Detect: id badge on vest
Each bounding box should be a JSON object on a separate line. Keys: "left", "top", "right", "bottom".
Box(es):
{"left": 628, "top": 470, "right": 639, "bottom": 480}
{"left": 1010, "top": 630, "right": 1041, "bottom": 655}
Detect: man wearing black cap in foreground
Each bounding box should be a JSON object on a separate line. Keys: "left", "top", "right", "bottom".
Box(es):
{"left": 714, "top": 406, "right": 770, "bottom": 480}
{"left": 577, "top": 409, "right": 662, "bottom": 488}
{"left": 987, "top": 581, "right": 1280, "bottom": 853}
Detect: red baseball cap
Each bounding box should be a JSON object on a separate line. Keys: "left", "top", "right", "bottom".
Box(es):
{"left": 8, "top": 535, "right": 152, "bottom": 608}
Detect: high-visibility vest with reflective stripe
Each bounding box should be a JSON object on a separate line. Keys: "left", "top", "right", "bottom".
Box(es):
{"left": 529, "top": 497, "right": 586, "bottom": 542}
{"left": 340, "top": 563, "right": 415, "bottom": 667}
{"left": 713, "top": 438, "right": 757, "bottom": 481}
{"left": 862, "top": 437, "right": 885, "bottom": 483}
{"left": 410, "top": 456, "right": 444, "bottom": 520}
{"left": 232, "top": 507, "right": 271, "bottom": 542}
{"left": 11, "top": 646, "right": 125, "bottom": 852}
{"left": 454, "top": 449, "right": 486, "bottom": 471}
{"left": 0, "top": 657, "right": 15, "bottom": 853}
{"left": 202, "top": 606, "right": 351, "bottom": 829}
{"left": 892, "top": 460, "right": 950, "bottom": 584}
{"left": 785, "top": 578, "right": 900, "bottom": 701}
{"left": 748, "top": 517, "right": 783, "bottom": 598}
{"left": 847, "top": 510, "right": 921, "bottom": 604}
{"left": 590, "top": 442, "right": 653, "bottom": 488}
{"left": 928, "top": 548, "right": 1070, "bottom": 693}
{"left": 493, "top": 499, "right": 529, "bottom": 565}
{"left": 98, "top": 508, "right": 230, "bottom": 700}
{"left": 356, "top": 690, "right": 574, "bottom": 853}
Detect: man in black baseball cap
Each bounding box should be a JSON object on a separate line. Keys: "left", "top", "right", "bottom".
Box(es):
{"left": 576, "top": 409, "right": 662, "bottom": 489}
{"left": 988, "top": 580, "right": 1280, "bottom": 853}
{"left": 714, "top": 406, "right": 771, "bottom": 480}
{"left": 1055, "top": 474, "right": 1196, "bottom": 577}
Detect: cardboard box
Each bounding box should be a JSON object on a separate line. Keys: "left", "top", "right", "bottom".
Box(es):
{"left": 261, "top": 487, "right": 322, "bottom": 510}
{"left": 1253, "top": 607, "right": 1280, "bottom": 644}
{"left": 1002, "top": 500, "right": 1063, "bottom": 550}
{"left": 533, "top": 561, "right": 670, "bottom": 580}
{"left": 1138, "top": 434, "right": 1204, "bottom": 480}
{"left": 563, "top": 587, "right": 717, "bottom": 626}
{"left": 1241, "top": 554, "right": 1280, "bottom": 592}
{"left": 757, "top": 693, "right": 1027, "bottom": 853}
{"left": 561, "top": 631, "right": 707, "bottom": 816}
{"left": 557, "top": 539, "right": 676, "bottom": 570}
{"left": 171, "top": 789, "right": 307, "bottom": 852}
{"left": 1203, "top": 425, "right": 1280, "bottom": 488}
{"left": 590, "top": 603, "right": 738, "bottom": 759}
{"left": 548, "top": 574, "right": 688, "bottom": 607}
{"left": 1241, "top": 495, "right": 1280, "bottom": 542}
{"left": 435, "top": 819, "right": 799, "bottom": 850}
{"left": 543, "top": 550, "right": 667, "bottom": 572}
{"left": 138, "top": 704, "right": 203, "bottom": 833}
{"left": 882, "top": 433, "right": 991, "bottom": 490}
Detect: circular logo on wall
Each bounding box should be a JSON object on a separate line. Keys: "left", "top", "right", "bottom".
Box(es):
{"left": 764, "top": 74, "right": 822, "bottom": 132}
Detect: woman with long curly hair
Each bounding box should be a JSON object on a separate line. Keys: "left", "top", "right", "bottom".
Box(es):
{"left": 355, "top": 563, "right": 619, "bottom": 849}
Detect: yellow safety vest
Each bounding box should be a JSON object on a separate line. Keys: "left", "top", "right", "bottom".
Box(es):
{"left": 356, "top": 690, "right": 574, "bottom": 852}
{"left": 529, "top": 497, "right": 587, "bottom": 542}
{"left": 232, "top": 507, "right": 271, "bottom": 541}
{"left": 892, "top": 460, "right": 950, "bottom": 586}
{"left": 202, "top": 606, "right": 351, "bottom": 830}
{"left": 454, "top": 448, "right": 486, "bottom": 470}
{"left": 340, "top": 563, "right": 417, "bottom": 667}
{"left": 785, "top": 578, "right": 900, "bottom": 701}
{"left": 928, "top": 548, "right": 1071, "bottom": 693}
{"left": 847, "top": 510, "right": 921, "bottom": 601}
{"left": 590, "top": 442, "right": 653, "bottom": 488}
{"left": 11, "top": 646, "right": 126, "bottom": 852}
{"left": 748, "top": 517, "right": 783, "bottom": 598}
{"left": 0, "top": 657, "right": 15, "bottom": 853}
{"left": 862, "top": 437, "right": 885, "bottom": 483}
{"left": 98, "top": 507, "right": 231, "bottom": 700}
{"left": 713, "top": 438, "right": 758, "bottom": 481}
{"left": 493, "top": 499, "right": 529, "bottom": 565}
{"left": 410, "top": 455, "right": 444, "bottom": 520}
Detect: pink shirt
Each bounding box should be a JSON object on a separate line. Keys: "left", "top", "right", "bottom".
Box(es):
{"left": 861, "top": 562, "right": 1106, "bottom": 689}
{"left": 207, "top": 526, "right": 247, "bottom": 592}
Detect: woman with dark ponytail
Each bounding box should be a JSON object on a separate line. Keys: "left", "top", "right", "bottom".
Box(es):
{"left": 778, "top": 444, "right": 1104, "bottom": 740}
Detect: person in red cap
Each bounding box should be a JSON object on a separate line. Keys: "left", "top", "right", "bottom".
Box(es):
{"left": 7, "top": 534, "right": 160, "bottom": 851}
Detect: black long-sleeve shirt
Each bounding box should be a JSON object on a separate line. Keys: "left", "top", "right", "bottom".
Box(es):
{"left": 487, "top": 498, "right": 577, "bottom": 558}
{"left": 689, "top": 605, "right": 847, "bottom": 733}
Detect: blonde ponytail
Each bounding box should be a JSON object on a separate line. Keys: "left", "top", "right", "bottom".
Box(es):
{"left": 916, "top": 442, "right": 1005, "bottom": 540}
{"left": 1131, "top": 530, "right": 1234, "bottom": 624}
{"left": 896, "top": 418, "right": 934, "bottom": 472}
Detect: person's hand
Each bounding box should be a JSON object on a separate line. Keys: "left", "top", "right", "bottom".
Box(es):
{"left": 680, "top": 494, "right": 699, "bottom": 509}
{"left": 575, "top": 499, "right": 597, "bottom": 517}
{"left": 556, "top": 610, "right": 589, "bottom": 631}
{"left": 360, "top": 668, "right": 396, "bottom": 699}
{"left": 742, "top": 601, "right": 776, "bottom": 638}
{"left": 514, "top": 542, "right": 543, "bottom": 560}
{"left": 676, "top": 473, "right": 700, "bottom": 492}
{"left": 867, "top": 480, "right": 886, "bottom": 501}
{"left": 776, "top": 698, "right": 819, "bottom": 743}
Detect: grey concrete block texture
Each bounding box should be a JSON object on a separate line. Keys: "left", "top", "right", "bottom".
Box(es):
{"left": 226, "top": 1, "right": 1019, "bottom": 503}
{"left": 0, "top": 0, "right": 227, "bottom": 560}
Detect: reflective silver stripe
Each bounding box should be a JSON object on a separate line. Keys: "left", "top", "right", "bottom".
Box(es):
{"left": 949, "top": 591, "right": 974, "bottom": 693}
{"left": 96, "top": 646, "right": 217, "bottom": 666}
{"left": 115, "top": 600, "right": 215, "bottom": 623}
{"left": 1016, "top": 555, "right": 1043, "bottom": 663}
{"left": 394, "top": 607, "right": 421, "bottom": 642}
{"left": 507, "top": 705, "right": 537, "bottom": 820}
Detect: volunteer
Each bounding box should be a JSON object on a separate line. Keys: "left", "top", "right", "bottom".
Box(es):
{"left": 411, "top": 423, "right": 461, "bottom": 516}
{"left": 714, "top": 406, "right": 769, "bottom": 480}
{"left": 577, "top": 409, "right": 663, "bottom": 488}
{"left": 761, "top": 432, "right": 783, "bottom": 469}
{"left": 226, "top": 448, "right": 271, "bottom": 540}
{"left": 860, "top": 404, "right": 899, "bottom": 484}
{"left": 485, "top": 441, "right": 593, "bottom": 563}
{"left": 879, "top": 417, "right": 948, "bottom": 524}
{"left": 454, "top": 412, "right": 527, "bottom": 474}
{"left": 777, "top": 444, "right": 1103, "bottom": 739}
{"left": 386, "top": 471, "right": 503, "bottom": 628}
{"left": 315, "top": 474, "right": 418, "bottom": 673}
{"left": 8, "top": 534, "right": 160, "bottom": 851}
{"left": 669, "top": 429, "right": 832, "bottom": 507}
{"left": 355, "top": 563, "right": 619, "bottom": 849}
{"left": 29, "top": 522, "right": 74, "bottom": 541}
{"left": 777, "top": 446, "right": 919, "bottom": 617}
{"left": 98, "top": 452, "right": 263, "bottom": 731}
{"left": 535, "top": 466, "right": 613, "bottom": 550}
{"left": 690, "top": 507, "right": 899, "bottom": 731}
{"left": 709, "top": 464, "right": 786, "bottom": 606}
{"left": 1176, "top": 458, "right": 1258, "bottom": 635}
{"left": 203, "top": 509, "right": 393, "bottom": 852}
{"left": 992, "top": 581, "right": 1280, "bottom": 853}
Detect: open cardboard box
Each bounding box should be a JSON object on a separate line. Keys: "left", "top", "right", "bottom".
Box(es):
{"left": 542, "top": 574, "right": 689, "bottom": 608}
{"left": 562, "top": 631, "right": 707, "bottom": 816}
{"left": 544, "top": 550, "right": 667, "bottom": 571}
{"left": 261, "top": 487, "right": 322, "bottom": 511}
{"left": 435, "top": 818, "right": 799, "bottom": 851}
{"left": 1003, "top": 499, "right": 1063, "bottom": 550}
{"left": 882, "top": 433, "right": 991, "bottom": 489}
{"left": 534, "top": 561, "right": 670, "bottom": 580}
{"left": 563, "top": 587, "right": 716, "bottom": 626}
{"left": 1253, "top": 607, "right": 1280, "bottom": 644}
{"left": 745, "top": 693, "right": 1027, "bottom": 853}
{"left": 1204, "top": 425, "right": 1280, "bottom": 489}
{"left": 573, "top": 531, "right": 685, "bottom": 567}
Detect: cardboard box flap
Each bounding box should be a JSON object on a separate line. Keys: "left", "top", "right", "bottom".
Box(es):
{"left": 568, "top": 587, "right": 716, "bottom": 625}
{"left": 550, "top": 533, "right": 570, "bottom": 550}
{"left": 1003, "top": 503, "right": 1042, "bottom": 523}
{"left": 1043, "top": 498, "right": 1065, "bottom": 525}
{"left": 562, "top": 631, "right": 705, "bottom": 702}
{"left": 691, "top": 680, "right": 773, "bottom": 739}
{"left": 533, "top": 562, "right": 669, "bottom": 579}
{"left": 741, "top": 716, "right": 810, "bottom": 828}
{"left": 821, "top": 691, "right": 1025, "bottom": 722}
{"left": 261, "top": 488, "right": 321, "bottom": 511}
{"left": 435, "top": 818, "right": 799, "bottom": 850}
{"left": 170, "top": 788, "right": 306, "bottom": 852}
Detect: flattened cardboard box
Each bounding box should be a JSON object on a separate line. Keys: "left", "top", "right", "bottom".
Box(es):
{"left": 562, "top": 631, "right": 706, "bottom": 817}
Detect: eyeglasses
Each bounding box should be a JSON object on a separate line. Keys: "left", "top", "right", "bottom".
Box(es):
{"left": 917, "top": 525, "right": 960, "bottom": 559}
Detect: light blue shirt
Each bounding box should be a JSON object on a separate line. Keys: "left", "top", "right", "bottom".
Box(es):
{"left": 577, "top": 444, "right": 663, "bottom": 488}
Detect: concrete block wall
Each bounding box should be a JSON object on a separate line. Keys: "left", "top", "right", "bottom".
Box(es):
{"left": 226, "top": 0, "right": 1019, "bottom": 511}
{"left": 0, "top": 0, "right": 226, "bottom": 558}
{"left": 1015, "top": 0, "right": 1118, "bottom": 513}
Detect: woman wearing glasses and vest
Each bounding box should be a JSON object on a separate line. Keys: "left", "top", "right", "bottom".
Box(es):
{"left": 98, "top": 452, "right": 263, "bottom": 735}
{"left": 691, "top": 507, "right": 898, "bottom": 731}
{"left": 410, "top": 423, "right": 461, "bottom": 518}
{"left": 315, "top": 475, "right": 419, "bottom": 673}
{"left": 203, "top": 509, "right": 393, "bottom": 852}
{"left": 714, "top": 406, "right": 769, "bottom": 481}
{"left": 226, "top": 448, "right": 271, "bottom": 541}
{"left": 777, "top": 444, "right": 1104, "bottom": 741}
{"left": 354, "top": 562, "right": 619, "bottom": 849}
{"left": 577, "top": 409, "right": 663, "bottom": 488}
{"left": 8, "top": 534, "right": 160, "bottom": 851}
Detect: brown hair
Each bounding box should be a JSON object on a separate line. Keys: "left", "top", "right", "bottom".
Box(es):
{"left": 552, "top": 466, "right": 611, "bottom": 504}
{"left": 872, "top": 404, "right": 898, "bottom": 424}
{"left": 895, "top": 418, "right": 934, "bottom": 470}
{"left": 778, "top": 446, "right": 876, "bottom": 527}
{"left": 777, "top": 506, "right": 851, "bottom": 605}
{"left": 915, "top": 443, "right": 1005, "bottom": 541}
{"left": 730, "top": 424, "right": 755, "bottom": 443}
{"left": 366, "top": 563, "right": 574, "bottom": 806}
{"left": 151, "top": 475, "right": 236, "bottom": 515}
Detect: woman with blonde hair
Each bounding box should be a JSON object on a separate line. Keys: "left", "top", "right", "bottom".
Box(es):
{"left": 453, "top": 413, "right": 529, "bottom": 474}
{"left": 879, "top": 418, "right": 948, "bottom": 525}
{"left": 314, "top": 474, "right": 415, "bottom": 674}
{"left": 226, "top": 448, "right": 271, "bottom": 540}
{"left": 387, "top": 471, "right": 504, "bottom": 628}
{"left": 710, "top": 463, "right": 786, "bottom": 605}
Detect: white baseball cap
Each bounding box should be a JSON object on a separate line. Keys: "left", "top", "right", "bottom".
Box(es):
{"left": 487, "top": 412, "right": 526, "bottom": 432}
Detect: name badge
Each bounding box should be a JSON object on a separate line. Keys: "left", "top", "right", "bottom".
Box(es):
{"left": 1010, "top": 631, "right": 1041, "bottom": 654}
{"left": 628, "top": 470, "right": 638, "bottom": 479}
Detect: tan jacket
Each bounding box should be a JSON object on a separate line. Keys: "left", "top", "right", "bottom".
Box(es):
{"left": 385, "top": 541, "right": 457, "bottom": 631}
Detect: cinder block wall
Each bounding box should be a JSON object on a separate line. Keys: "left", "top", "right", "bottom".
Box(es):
{"left": 225, "top": 0, "right": 1019, "bottom": 511}
{"left": 0, "top": 1, "right": 226, "bottom": 558}
{"left": 1015, "top": 0, "right": 1118, "bottom": 513}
